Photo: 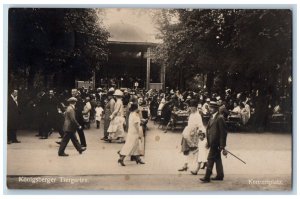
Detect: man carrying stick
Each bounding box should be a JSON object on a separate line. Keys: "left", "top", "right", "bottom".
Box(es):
{"left": 200, "top": 101, "right": 228, "bottom": 183}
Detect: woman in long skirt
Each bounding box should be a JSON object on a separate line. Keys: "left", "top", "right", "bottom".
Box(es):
{"left": 178, "top": 99, "right": 206, "bottom": 172}
{"left": 118, "top": 103, "right": 145, "bottom": 166}
{"left": 107, "top": 89, "right": 125, "bottom": 143}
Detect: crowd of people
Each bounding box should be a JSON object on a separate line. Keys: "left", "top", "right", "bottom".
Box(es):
{"left": 7, "top": 84, "right": 292, "bottom": 182}
{"left": 7, "top": 86, "right": 291, "bottom": 143}
{"left": 7, "top": 86, "right": 291, "bottom": 174}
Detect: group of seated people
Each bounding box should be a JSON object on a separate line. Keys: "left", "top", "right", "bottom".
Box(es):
{"left": 148, "top": 93, "right": 252, "bottom": 128}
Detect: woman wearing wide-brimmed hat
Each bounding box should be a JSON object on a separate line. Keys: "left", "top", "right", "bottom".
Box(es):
{"left": 178, "top": 99, "right": 206, "bottom": 172}
{"left": 117, "top": 103, "right": 145, "bottom": 166}
{"left": 107, "top": 89, "right": 125, "bottom": 143}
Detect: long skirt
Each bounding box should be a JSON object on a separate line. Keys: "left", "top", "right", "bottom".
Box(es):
{"left": 108, "top": 116, "right": 125, "bottom": 139}
{"left": 103, "top": 116, "right": 111, "bottom": 137}
{"left": 120, "top": 125, "right": 144, "bottom": 156}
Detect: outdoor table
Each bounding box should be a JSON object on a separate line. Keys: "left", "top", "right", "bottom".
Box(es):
{"left": 164, "top": 110, "right": 189, "bottom": 133}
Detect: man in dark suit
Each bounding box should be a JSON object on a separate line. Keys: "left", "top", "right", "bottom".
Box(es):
{"left": 7, "top": 90, "right": 21, "bottom": 144}
{"left": 40, "top": 90, "right": 59, "bottom": 139}
{"left": 200, "top": 101, "right": 228, "bottom": 183}
{"left": 74, "top": 91, "right": 87, "bottom": 147}
{"left": 58, "top": 97, "right": 86, "bottom": 156}
{"left": 36, "top": 90, "right": 48, "bottom": 138}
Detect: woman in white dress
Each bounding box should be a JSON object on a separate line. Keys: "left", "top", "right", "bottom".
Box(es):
{"left": 178, "top": 99, "right": 206, "bottom": 172}
{"left": 107, "top": 89, "right": 125, "bottom": 143}
{"left": 241, "top": 101, "right": 251, "bottom": 125}
{"left": 118, "top": 103, "right": 145, "bottom": 166}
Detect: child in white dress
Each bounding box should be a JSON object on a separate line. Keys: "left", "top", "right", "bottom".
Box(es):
{"left": 191, "top": 132, "right": 209, "bottom": 175}
{"left": 95, "top": 103, "right": 104, "bottom": 129}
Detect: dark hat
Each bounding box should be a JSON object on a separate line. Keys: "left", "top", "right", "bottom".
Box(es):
{"left": 198, "top": 131, "right": 206, "bottom": 138}
{"left": 209, "top": 101, "right": 219, "bottom": 108}
{"left": 189, "top": 99, "right": 198, "bottom": 107}
{"left": 107, "top": 87, "right": 115, "bottom": 95}
{"left": 67, "top": 97, "right": 77, "bottom": 103}
{"left": 129, "top": 103, "right": 139, "bottom": 112}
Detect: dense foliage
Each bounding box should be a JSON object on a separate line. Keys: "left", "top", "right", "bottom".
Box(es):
{"left": 8, "top": 8, "right": 109, "bottom": 90}
{"left": 153, "top": 9, "right": 292, "bottom": 97}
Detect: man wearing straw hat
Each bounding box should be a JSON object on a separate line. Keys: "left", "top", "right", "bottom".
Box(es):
{"left": 200, "top": 100, "right": 228, "bottom": 183}
{"left": 58, "top": 97, "right": 86, "bottom": 156}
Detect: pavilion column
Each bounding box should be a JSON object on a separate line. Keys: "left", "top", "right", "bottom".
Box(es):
{"left": 146, "top": 47, "right": 151, "bottom": 90}
{"left": 160, "top": 64, "right": 166, "bottom": 91}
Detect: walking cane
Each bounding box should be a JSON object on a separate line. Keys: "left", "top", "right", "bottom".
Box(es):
{"left": 223, "top": 149, "right": 246, "bottom": 164}
{"left": 141, "top": 119, "right": 147, "bottom": 157}
{"left": 143, "top": 120, "right": 147, "bottom": 157}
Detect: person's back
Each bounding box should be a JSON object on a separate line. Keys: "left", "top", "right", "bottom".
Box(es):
{"left": 47, "top": 95, "right": 58, "bottom": 114}
{"left": 105, "top": 97, "right": 115, "bottom": 115}
{"left": 75, "top": 97, "right": 85, "bottom": 126}
{"left": 128, "top": 111, "right": 140, "bottom": 135}
{"left": 161, "top": 101, "right": 172, "bottom": 124}
{"left": 187, "top": 111, "right": 205, "bottom": 132}
{"left": 207, "top": 114, "right": 227, "bottom": 148}
{"left": 63, "top": 105, "right": 78, "bottom": 132}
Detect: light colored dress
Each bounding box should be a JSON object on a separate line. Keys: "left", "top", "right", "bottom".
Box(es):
{"left": 82, "top": 101, "right": 92, "bottom": 122}
{"left": 108, "top": 98, "right": 125, "bottom": 139}
{"left": 241, "top": 104, "right": 251, "bottom": 125}
{"left": 157, "top": 99, "right": 166, "bottom": 116}
{"left": 95, "top": 107, "right": 103, "bottom": 122}
{"left": 197, "top": 138, "right": 209, "bottom": 163}
{"left": 120, "top": 112, "right": 143, "bottom": 156}
{"left": 182, "top": 111, "right": 206, "bottom": 148}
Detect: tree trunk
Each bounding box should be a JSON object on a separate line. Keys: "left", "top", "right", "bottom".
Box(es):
{"left": 27, "top": 66, "right": 36, "bottom": 90}
{"left": 220, "top": 71, "right": 227, "bottom": 99}
{"left": 206, "top": 71, "right": 214, "bottom": 96}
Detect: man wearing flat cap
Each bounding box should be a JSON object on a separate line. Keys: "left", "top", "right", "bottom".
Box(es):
{"left": 58, "top": 97, "right": 86, "bottom": 156}
{"left": 200, "top": 101, "right": 228, "bottom": 183}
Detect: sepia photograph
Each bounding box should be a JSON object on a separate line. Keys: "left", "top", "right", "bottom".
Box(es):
{"left": 5, "top": 6, "right": 293, "bottom": 192}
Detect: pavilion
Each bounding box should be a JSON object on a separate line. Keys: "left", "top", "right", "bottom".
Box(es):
{"left": 98, "top": 15, "right": 165, "bottom": 91}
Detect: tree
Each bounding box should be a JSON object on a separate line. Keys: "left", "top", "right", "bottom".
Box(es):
{"left": 8, "top": 8, "right": 109, "bottom": 90}
{"left": 153, "top": 9, "right": 292, "bottom": 97}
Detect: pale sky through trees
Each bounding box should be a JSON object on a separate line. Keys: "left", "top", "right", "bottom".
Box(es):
{"left": 100, "top": 8, "right": 161, "bottom": 43}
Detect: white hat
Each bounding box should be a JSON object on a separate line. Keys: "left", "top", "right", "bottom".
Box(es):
{"left": 67, "top": 97, "right": 77, "bottom": 103}
{"left": 113, "top": 89, "right": 123, "bottom": 97}
{"left": 108, "top": 87, "right": 115, "bottom": 92}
